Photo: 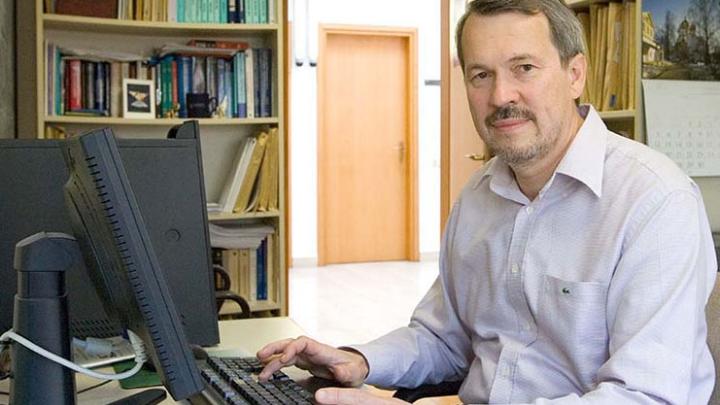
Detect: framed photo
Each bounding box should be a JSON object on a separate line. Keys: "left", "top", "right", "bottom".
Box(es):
{"left": 123, "top": 79, "right": 155, "bottom": 118}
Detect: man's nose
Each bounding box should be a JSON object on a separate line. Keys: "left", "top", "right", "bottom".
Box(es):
{"left": 489, "top": 74, "right": 519, "bottom": 107}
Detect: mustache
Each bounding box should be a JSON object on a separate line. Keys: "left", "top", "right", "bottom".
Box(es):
{"left": 485, "top": 104, "right": 536, "bottom": 127}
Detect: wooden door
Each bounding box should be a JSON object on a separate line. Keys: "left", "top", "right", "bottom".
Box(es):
{"left": 318, "top": 26, "right": 418, "bottom": 266}
{"left": 441, "top": 0, "right": 489, "bottom": 230}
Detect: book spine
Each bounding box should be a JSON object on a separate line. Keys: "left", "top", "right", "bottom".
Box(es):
{"left": 267, "top": 0, "right": 274, "bottom": 23}
{"left": 228, "top": 0, "right": 236, "bottom": 23}
{"left": 260, "top": 48, "right": 271, "bottom": 117}
{"left": 68, "top": 60, "right": 81, "bottom": 111}
{"left": 85, "top": 62, "right": 95, "bottom": 110}
{"left": 207, "top": 56, "right": 217, "bottom": 102}
{"left": 237, "top": 0, "right": 244, "bottom": 23}
{"left": 46, "top": 42, "right": 53, "bottom": 116}
{"left": 177, "top": 0, "right": 184, "bottom": 22}
{"left": 245, "top": 49, "right": 254, "bottom": 118}
{"left": 259, "top": 0, "right": 266, "bottom": 24}
{"left": 171, "top": 59, "right": 179, "bottom": 111}
{"left": 220, "top": 0, "right": 228, "bottom": 23}
{"left": 236, "top": 51, "right": 247, "bottom": 117}
{"left": 217, "top": 58, "right": 226, "bottom": 114}
{"left": 178, "top": 56, "right": 190, "bottom": 117}
{"left": 225, "top": 59, "right": 234, "bottom": 117}
{"left": 253, "top": 49, "right": 261, "bottom": 117}
{"left": 95, "top": 62, "right": 104, "bottom": 111}
{"left": 256, "top": 238, "right": 267, "bottom": 300}
{"left": 57, "top": 53, "right": 64, "bottom": 115}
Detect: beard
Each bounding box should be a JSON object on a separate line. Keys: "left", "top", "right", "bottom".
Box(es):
{"left": 480, "top": 104, "right": 558, "bottom": 167}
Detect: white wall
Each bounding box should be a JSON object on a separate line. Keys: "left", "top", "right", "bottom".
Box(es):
{"left": 290, "top": 0, "right": 441, "bottom": 263}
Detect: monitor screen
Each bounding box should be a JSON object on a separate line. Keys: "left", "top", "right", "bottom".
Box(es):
{"left": 0, "top": 124, "right": 219, "bottom": 346}
{"left": 62, "top": 128, "right": 204, "bottom": 400}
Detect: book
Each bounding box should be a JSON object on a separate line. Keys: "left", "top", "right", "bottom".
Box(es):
{"left": 258, "top": 48, "right": 272, "bottom": 117}
{"left": 234, "top": 51, "right": 247, "bottom": 117}
{"left": 56, "top": 0, "right": 118, "bottom": 18}
{"left": 254, "top": 127, "right": 278, "bottom": 212}
{"left": 602, "top": 2, "right": 622, "bottom": 110}
{"left": 188, "top": 39, "right": 250, "bottom": 50}
{"left": 245, "top": 48, "right": 255, "bottom": 118}
{"left": 217, "top": 137, "right": 256, "bottom": 213}
{"left": 233, "top": 131, "right": 269, "bottom": 213}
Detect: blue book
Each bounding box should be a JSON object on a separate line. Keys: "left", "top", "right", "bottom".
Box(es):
{"left": 228, "top": 0, "right": 236, "bottom": 22}
{"left": 259, "top": 0, "right": 267, "bottom": 23}
{"left": 256, "top": 238, "right": 267, "bottom": 300}
{"left": 178, "top": 0, "right": 185, "bottom": 22}
{"left": 259, "top": 48, "right": 272, "bottom": 117}
{"left": 103, "top": 62, "right": 110, "bottom": 115}
{"left": 225, "top": 59, "right": 234, "bottom": 117}
{"left": 235, "top": 51, "right": 247, "bottom": 117}
{"left": 237, "top": 0, "right": 245, "bottom": 23}
{"left": 217, "top": 58, "right": 226, "bottom": 113}
{"left": 253, "top": 49, "right": 260, "bottom": 117}
{"left": 177, "top": 56, "right": 192, "bottom": 117}
{"left": 220, "top": 0, "right": 228, "bottom": 23}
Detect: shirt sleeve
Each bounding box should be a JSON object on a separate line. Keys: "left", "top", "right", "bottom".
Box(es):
{"left": 497, "top": 187, "right": 717, "bottom": 405}
{"left": 348, "top": 201, "right": 474, "bottom": 389}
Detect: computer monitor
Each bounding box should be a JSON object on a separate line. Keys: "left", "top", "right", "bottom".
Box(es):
{"left": 0, "top": 123, "right": 219, "bottom": 346}
{"left": 62, "top": 128, "right": 204, "bottom": 400}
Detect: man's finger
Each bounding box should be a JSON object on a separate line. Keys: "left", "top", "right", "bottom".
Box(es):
{"left": 256, "top": 338, "right": 294, "bottom": 360}
{"left": 257, "top": 355, "right": 296, "bottom": 380}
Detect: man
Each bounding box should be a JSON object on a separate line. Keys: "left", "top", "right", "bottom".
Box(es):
{"left": 258, "top": 1, "right": 718, "bottom": 403}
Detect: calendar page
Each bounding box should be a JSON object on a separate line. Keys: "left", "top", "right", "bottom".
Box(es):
{"left": 643, "top": 80, "right": 720, "bottom": 177}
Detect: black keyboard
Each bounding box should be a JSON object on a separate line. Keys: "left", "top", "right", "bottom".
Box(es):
{"left": 200, "top": 356, "right": 316, "bottom": 404}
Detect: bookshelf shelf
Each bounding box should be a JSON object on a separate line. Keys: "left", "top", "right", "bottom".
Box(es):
{"left": 598, "top": 109, "right": 635, "bottom": 121}
{"left": 43, "top": 14, "right": 278, "bottom": 36}
{"left": 208, "top": 211, "right": 281, "bottom": 222}
{"left": 45, "top": 116, "right": 280, "bottom": 126}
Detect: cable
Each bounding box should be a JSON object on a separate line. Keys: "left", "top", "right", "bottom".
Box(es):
{"left": 77, "top": 379, "right": 113, "bottom": 394}
{"left": 0, "top": 329, "right": 147, "bottom": 381}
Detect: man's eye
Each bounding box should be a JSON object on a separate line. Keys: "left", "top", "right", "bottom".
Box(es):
{"left": 519, "top": 64, "right": 535, "bottom": 73}
{"left": 472, "top": 72, "right": 488, "bottom": 81}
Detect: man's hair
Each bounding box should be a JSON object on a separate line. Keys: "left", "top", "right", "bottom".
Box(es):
{"left": 455, "top": 0, "right": 586, "bottom": 70}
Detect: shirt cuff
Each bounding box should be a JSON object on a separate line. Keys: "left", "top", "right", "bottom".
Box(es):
{"left": 345, "top": 341, "right": 399, "bottom": 387}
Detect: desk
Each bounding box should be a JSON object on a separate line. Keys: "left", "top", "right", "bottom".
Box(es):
{"left": 1, "top": 318, "right": 457, "bottom": 404}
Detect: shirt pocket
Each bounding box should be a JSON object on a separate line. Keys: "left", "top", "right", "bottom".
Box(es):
{"left": 537, "top": 274, "right": 609, "bottom": 382}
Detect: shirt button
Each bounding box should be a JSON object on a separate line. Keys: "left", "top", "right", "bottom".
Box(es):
{"left": 511, "top": 263, "right": 519, "bottom": 273}
{"left": 526, "top": 206, "right": 534, "bottom": 214}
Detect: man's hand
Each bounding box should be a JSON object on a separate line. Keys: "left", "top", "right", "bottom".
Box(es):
{"left": 256, "top": 336, "right": 369, "bottom": 386}
{"left": 315, "top": 388, "right": 410, "bottom": 405}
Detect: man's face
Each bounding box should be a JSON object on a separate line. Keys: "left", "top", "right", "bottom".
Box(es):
{"left": 460, "top": 12, "right": 585, "bottom": 167}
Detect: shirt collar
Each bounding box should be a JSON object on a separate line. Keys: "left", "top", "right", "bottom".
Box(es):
{"left": 554, "top": 105, "right": 606, "bottom": 198}
{"left": 476, "top": 104, "right": 607, "bottom": 199}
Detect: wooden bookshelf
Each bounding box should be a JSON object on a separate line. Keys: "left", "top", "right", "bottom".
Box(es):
{"left": 44, "top": 116, "right": 280, "bottom": 126}
{"left": 567, "top": 0, "right": 644, "bottom": 142}
{"left": 17, "top": 0, "right": 289, "bottom": 317}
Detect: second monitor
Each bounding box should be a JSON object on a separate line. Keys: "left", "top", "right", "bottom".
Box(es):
{"left": 0, "top": 122, "right": 219, "bottom": 346}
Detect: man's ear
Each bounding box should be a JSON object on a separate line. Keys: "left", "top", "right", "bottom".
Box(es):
{"left": 567, "top": 53, "right": 587, "bottom": 100}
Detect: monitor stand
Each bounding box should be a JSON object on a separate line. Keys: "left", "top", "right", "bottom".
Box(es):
{"left": 9, "top": 232, "right": 164, "bottom": 405}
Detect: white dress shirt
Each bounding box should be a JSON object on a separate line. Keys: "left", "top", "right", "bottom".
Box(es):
{"left": 352, "top": 106, "right": 718, "bottom": 404}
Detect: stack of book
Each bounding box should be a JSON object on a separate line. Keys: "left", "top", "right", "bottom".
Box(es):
{"left": 209, "top": 224, "right": 275, "bottom": 305}
{"left": 45, "top": 40, "right": 274, "bottom": 119}
{"left": 216, "top": 127, "right": 279, "bottom": 214}
{"left": 47, "top": 0, "right": 276, "bottom": 24}
{"left": 576, "top": 1, "right": 637, "bottom": 111}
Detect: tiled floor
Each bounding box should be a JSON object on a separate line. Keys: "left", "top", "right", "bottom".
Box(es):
{"left": 288, "top": 260, "right": 439, "bottom": 347}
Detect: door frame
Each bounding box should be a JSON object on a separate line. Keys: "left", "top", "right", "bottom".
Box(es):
{"left": 317, "top": 24, "right": 419, "bottom": 266}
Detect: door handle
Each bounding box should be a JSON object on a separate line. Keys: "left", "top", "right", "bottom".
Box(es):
{"left": 465, "top": 153, "right": 486, "bottom": 161}
{"left": 393, "top": 141, "right": 406, "bottom": 162}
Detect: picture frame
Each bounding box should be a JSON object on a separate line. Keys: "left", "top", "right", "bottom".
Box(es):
{"left": 123, "top": 79, "right": 155, "bottom": 119}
